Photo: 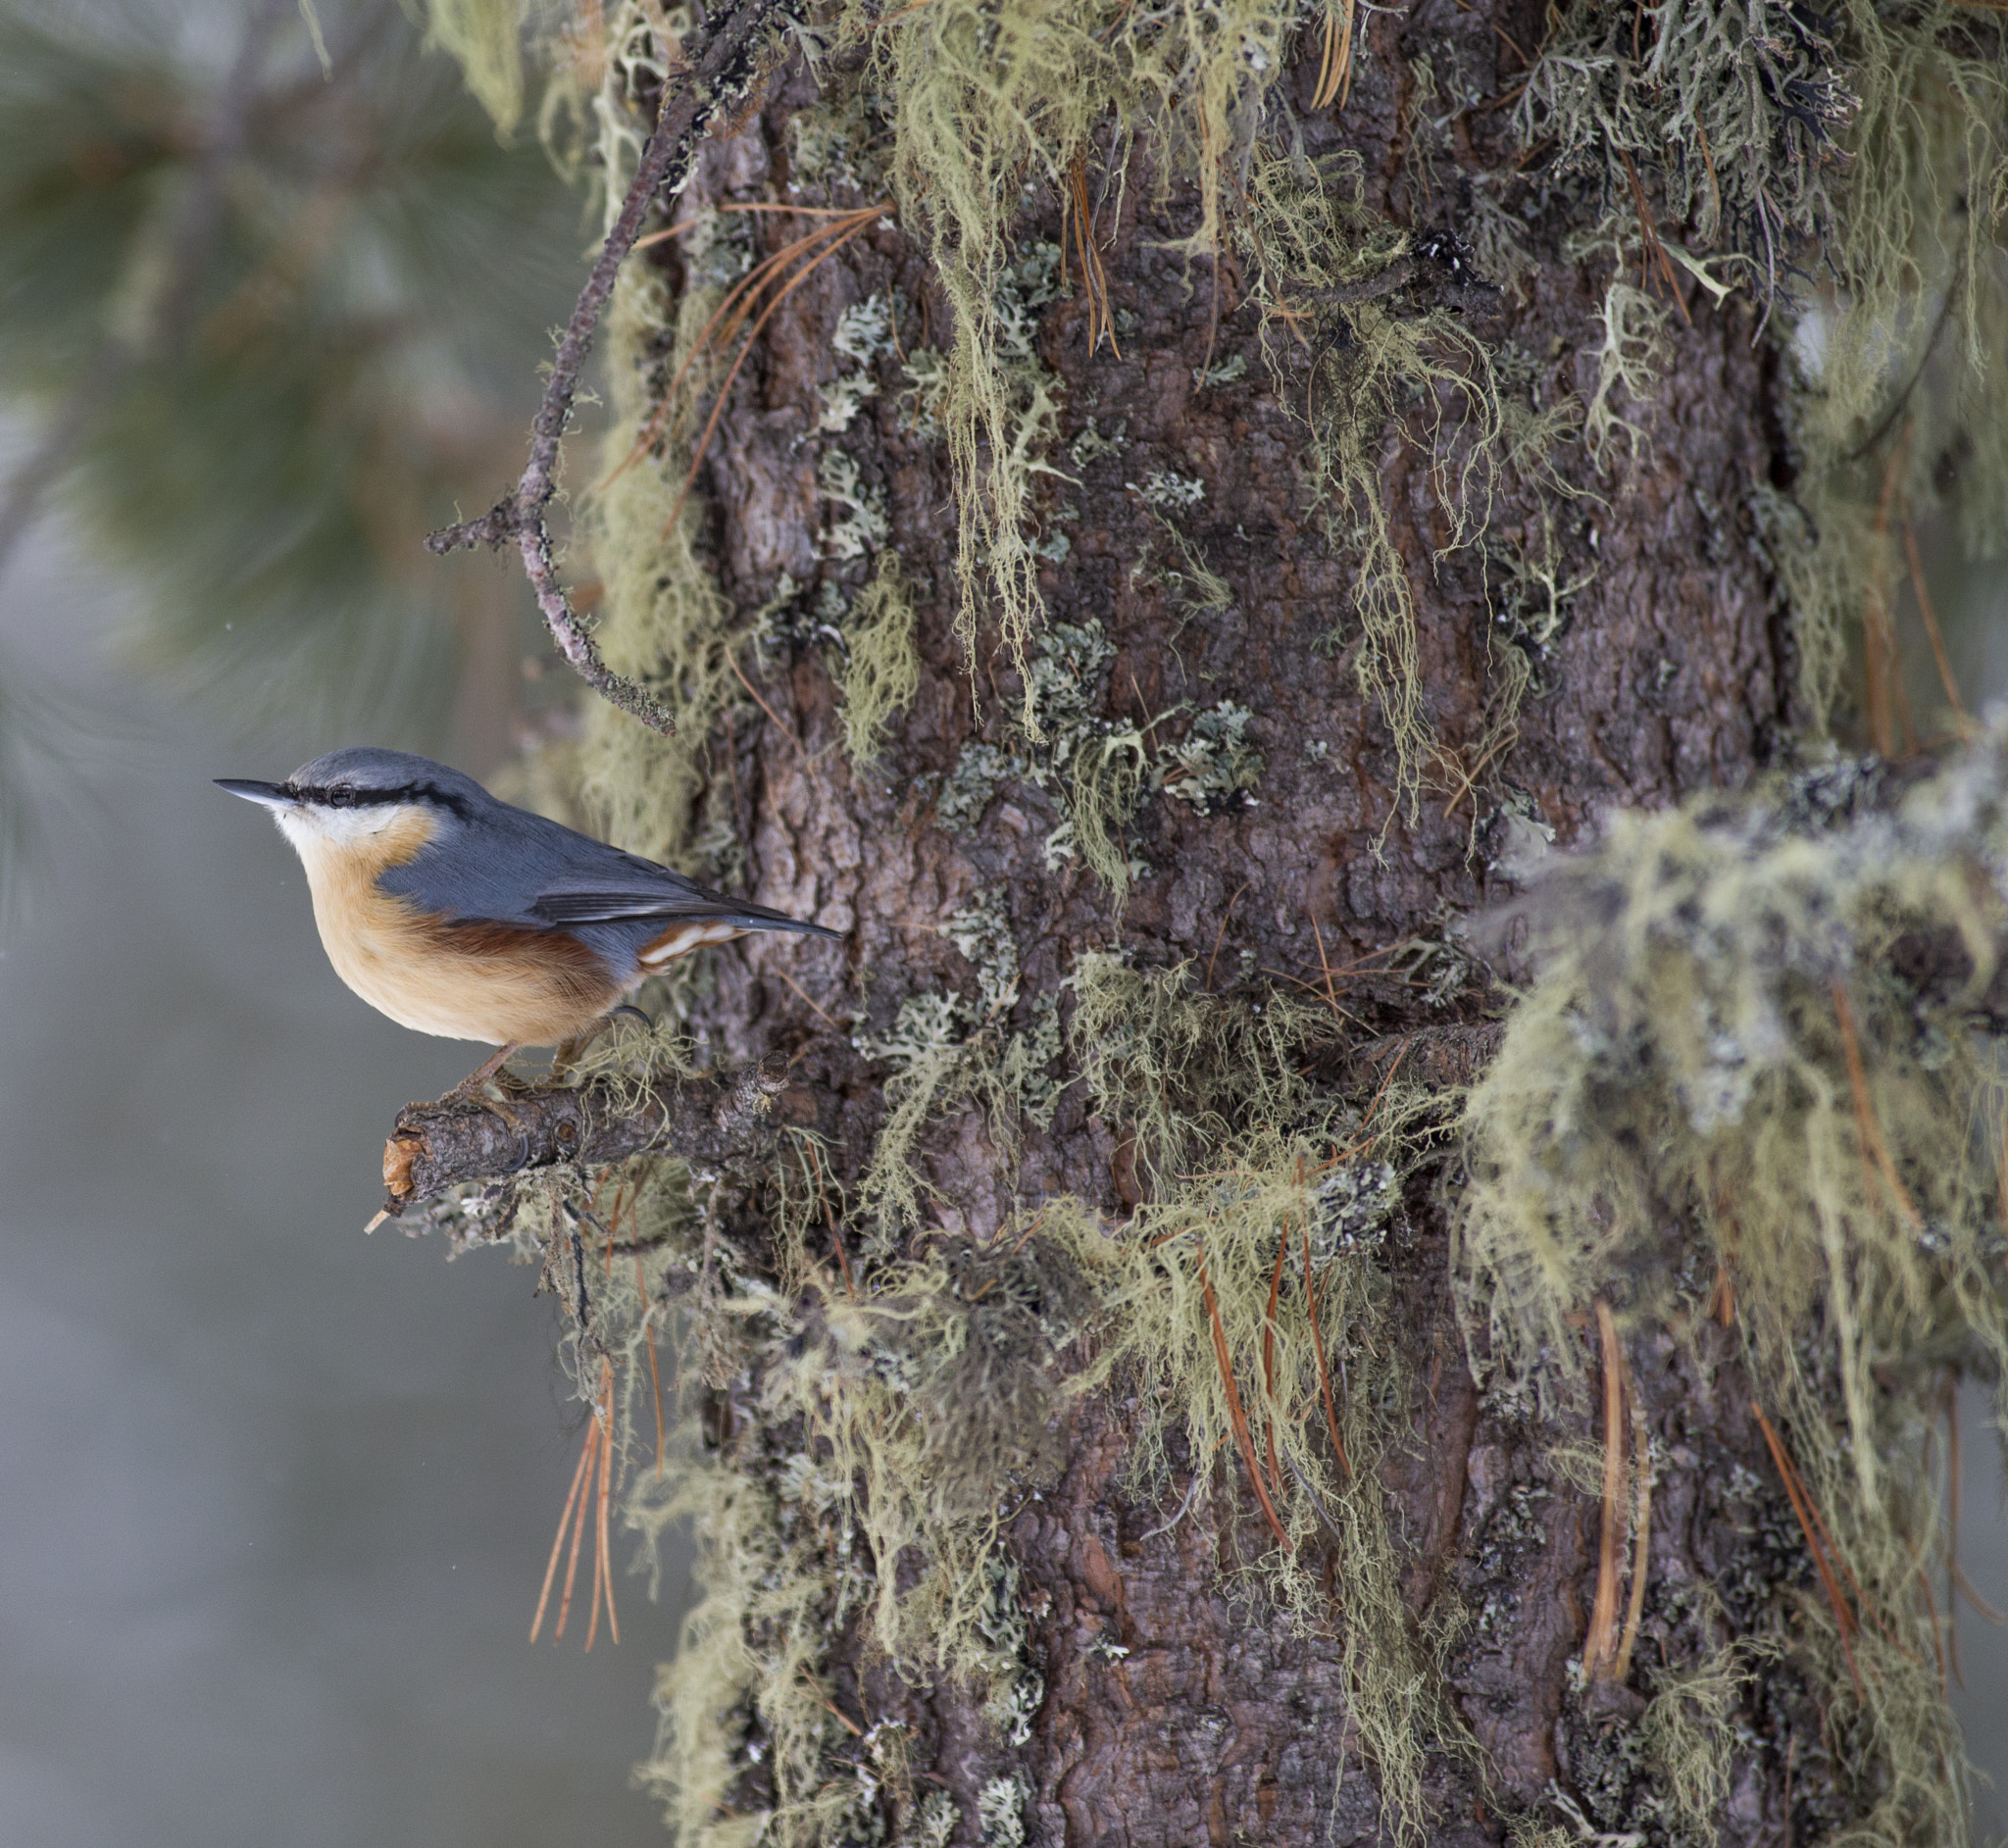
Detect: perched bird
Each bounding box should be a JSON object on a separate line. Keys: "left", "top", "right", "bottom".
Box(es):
{"left": 218, "top": 747, "right": 839, "bottom": 1091}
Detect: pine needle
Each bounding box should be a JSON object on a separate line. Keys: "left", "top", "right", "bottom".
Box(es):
{"left": 1199, "top": 1256, "right": 1291, "bottom": 1551}
{"left": 530, "top": 1421, "right": 598, "bottom": 1643}
{"left": 1613, "top": 1374, "right": 1651, "bottom": 1680}
{"left": 1311, "top": 0, "right": 1355, "bottom": 111}
{"left": 1902, "top": 514, "right": 1973, "bottom": 739}
{"left": 1752, "top": 1397, "right": 1862, "bottom": 1695}
{"left": 1833, "top": 979, "right": 1923, "bottom": 1230}
{"left": 1582, "top": 1299, "right": 1628, "bottom": 1678}
{"left": 1303, "top": 1225, "right": 1351, "bottom": 1476}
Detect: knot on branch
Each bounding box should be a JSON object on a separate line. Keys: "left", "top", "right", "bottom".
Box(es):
{"left": 376, "top": 1052, "right": 796, "bottom": 1219}
{"left": 425, "top": 499, "right": 524, "bottom": 555}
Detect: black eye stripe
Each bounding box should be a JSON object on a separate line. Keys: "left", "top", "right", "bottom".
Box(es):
{"left": 281, "top": 780, "right": 474, "bottom": 820}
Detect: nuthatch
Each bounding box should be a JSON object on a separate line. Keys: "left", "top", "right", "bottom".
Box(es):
{"left": 218, "top": 747, "right": 838, "bottom": 1090}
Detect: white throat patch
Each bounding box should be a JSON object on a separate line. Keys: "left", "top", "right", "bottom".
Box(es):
{"left": 275, "top": 800, "right": 428, "bottom": 851}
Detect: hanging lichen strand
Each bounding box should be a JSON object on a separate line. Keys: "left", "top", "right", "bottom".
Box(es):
{"left": 1456, "top": 741, "right": 2008, "bottom": 1848}
{"left": 398, "top": 0, "right": 2008, "bottom": 1842}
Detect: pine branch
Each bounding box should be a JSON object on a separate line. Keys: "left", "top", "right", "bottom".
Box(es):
{"left": 426, "top": 0, "right": 785, "bottom": 736}
{"left": 377, "top": 1052, "right": 794, "bottom": 1214}
{"left": 0, "top": 0, "right": 293, "bottom": 582}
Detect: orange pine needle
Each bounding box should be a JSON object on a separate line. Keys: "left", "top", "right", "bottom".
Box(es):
{"left": 1199, "top": 1257, "right": 1291, "bottom": 1551}
{"left": 659, "top": 213, "right": 881, "bottom": 535}
{"left": 1311, "top": 0, "right": 1355, "bottom": 110}
{"left": 1310, "top": 915, "right": 1343, "bottom": 1023}
{"left": 1620, "top": 150, "right": 1690, "bottom": 325}
{"left": 1902, "top": 515, "right": 1973, "bottom": 738}
{"left": 1613, "top": 1378, "right": 1652, "bottom": 1680}
{"left": 1582, "top": 1300, "right": 1628, "bottom": 1678}
{"left": 553, "top": 1417, "right": 599, "bottom": 1644}
{"left": 587, "top": 1361, "right": 620, "bottom": 1648}
{"left": 1303, "top": 1226, "right": 1350, "bottom": 1476}
{"left": 728, "top": 647, "right": 807, "bottom": 757}
{"left": 530, "top": 1422, "right": 598, "bottom": 1643}
{"left": 1832, "top": 979, "right": 1923, "bottom": 1229}
{"left": 1206, "top": 881, "right": 1250, "bottom": 990}
{"left": 607, "top": 206, "right": 886, "bottom": 490}
{"left": 1752, "top": 1398, "right": 1862, "bottom": 1695}
{"left": 1708, "top": 1261, "right": 1737, "bottom": 1327}
{"left": 586, "top": 1430, "right": 607, "bottom": 1649}
{"left": 1063, "top": 157, "right": 1121, "bottom": 357}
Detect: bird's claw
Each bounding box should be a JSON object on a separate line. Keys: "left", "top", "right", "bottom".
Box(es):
{"left": 500, "top": 1124, "right": 533, "bottom": 1174}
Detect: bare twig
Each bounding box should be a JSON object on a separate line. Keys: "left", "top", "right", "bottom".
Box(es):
{"left": 425, "top": 0, "right": 785, "bottom": 734}
{"left": 376, "top": 1052, "right": 794, "bottom": 1216}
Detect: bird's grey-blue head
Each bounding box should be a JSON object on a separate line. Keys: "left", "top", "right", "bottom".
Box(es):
{"left": 217, "top": 748, "right": 484, "bottom": 814}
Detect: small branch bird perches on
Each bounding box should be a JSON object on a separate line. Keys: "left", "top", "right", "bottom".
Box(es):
{"left": 376, "top": 1052, "right": 794, "bottom": 1224}
{"left": 425, "top": 0, "right": 784, "bottom": 735}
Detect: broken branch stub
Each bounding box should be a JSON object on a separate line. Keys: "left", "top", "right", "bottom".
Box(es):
{"left": 378, "top": 1053, "right": 793, "bottom": 1214}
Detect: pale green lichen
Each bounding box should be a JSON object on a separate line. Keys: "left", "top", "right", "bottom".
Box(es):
{"left": 1235, "top": 144, "right": 1503, "bottom": 819}
{"left": 477, "top": 12, "right": 2008, "bottom": 1848}
{"left": 424, "top": 0, "right": 526, "bottom": 134}
{"left": 819, "top": 449, "right": 891, "bottom": 560}
{"left": 1519, "top": 0, "right": 2008, "bottom": 736}
{"left": 1580, "top": 261, "right": 1670, "bottom": 477}
{"left": 1517, "top": 0, "right": 1858, "bottom": 310}
{"left": 841, "top": 0, "right": 1307, "bottom": 718}
{"left": 818, "top": 291, "right": 898, "bottom": 432}
{"left": 577, "top": 260, "right": 751, "bottom": 876}
{"left": 1159, "top": 700, "right": 1264, "bottom": 815}
{"left": 1457, "top": 737, "right": 2008, "bottom": 1845}
{"left": 850, "top": 885, "right": 1065, "bottom": 1239}
{"left": 831, "top": 549, "right": 920, "bottom": 765}
{"left": 1640, "top": 1641, "right": 1777, "bottom": 1843}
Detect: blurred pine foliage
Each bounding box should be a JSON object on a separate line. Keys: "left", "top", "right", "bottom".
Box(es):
{"left": 0, "top": 0, "right": 581, "bottom": 898}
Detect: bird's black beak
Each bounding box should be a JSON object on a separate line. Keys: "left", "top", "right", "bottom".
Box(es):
{"left": 215, "top": 778, "right": 293, "bottom": 809}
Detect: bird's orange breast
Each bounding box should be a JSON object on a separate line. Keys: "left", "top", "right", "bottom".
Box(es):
{"left": 291, "top": 808, "right": 619, "bottom": 1046}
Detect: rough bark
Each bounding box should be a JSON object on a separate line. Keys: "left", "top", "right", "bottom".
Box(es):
{"left": 549, "top": 13, "right": 1868, "bottom": 1846}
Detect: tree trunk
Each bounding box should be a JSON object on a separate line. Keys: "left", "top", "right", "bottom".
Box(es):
{"left": 476, "top": 6, "right": 2000, "bottom": 1845}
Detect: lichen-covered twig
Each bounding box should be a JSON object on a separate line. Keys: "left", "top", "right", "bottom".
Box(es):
{"left": 424, "top": 0, "right": 783, "bottom": 734}
{"left": 377, "top": 1052, "right": 792, "bottom": 1214}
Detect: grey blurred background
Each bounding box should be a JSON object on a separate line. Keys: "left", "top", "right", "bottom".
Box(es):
{"left": 0, "top": 3, "right": 2004, "bottom": 1844}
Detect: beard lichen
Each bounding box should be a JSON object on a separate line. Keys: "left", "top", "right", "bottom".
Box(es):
{"left": 1519, "top": 0, "right": 2008, "bottom": 738}
{"left": 1236, "top": 143, "right": 1507, "bottom": 820}
{"left": 616, "top": 963, "right": 1462, "bottom": 1847}
{"left": 830, "top": 548, "right": 920, "bottom": 766}
{"left": 1457, "top": 736, "right": 2008, "bottom": 1845}
{"left": 835, "top": 0, "right": 1306, "bottom": 721}
{"left": 578, "top": 249, "right": 758, "bottom": 878}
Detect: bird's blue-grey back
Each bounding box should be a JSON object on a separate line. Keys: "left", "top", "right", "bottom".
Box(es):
{"left": 342, "top": 752, "right": 837, "bottom": 982}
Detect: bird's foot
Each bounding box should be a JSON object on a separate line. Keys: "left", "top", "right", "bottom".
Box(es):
{"left": 444, "top": 1042, "right": 523, "bottom": 1103}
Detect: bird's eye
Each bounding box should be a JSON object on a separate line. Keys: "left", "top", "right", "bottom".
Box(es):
{"left": 328, "top": 788, "right": 353, "bottom": 808}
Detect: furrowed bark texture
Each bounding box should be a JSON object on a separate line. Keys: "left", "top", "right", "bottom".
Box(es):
{"left": 607, "top": 16, "right": 1847, "bottom": 1847}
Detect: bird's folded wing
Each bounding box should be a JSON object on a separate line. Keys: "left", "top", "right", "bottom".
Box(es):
{"left": 528, "top": 878, "right": 831, "bottom": 931}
